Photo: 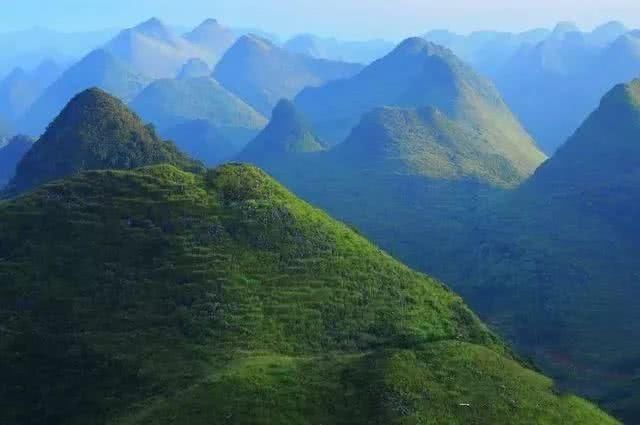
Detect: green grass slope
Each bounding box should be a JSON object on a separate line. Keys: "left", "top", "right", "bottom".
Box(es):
{"left": 129, "top": 77, "right": 267, "bottom": 148}
{"left": 0, "top": 163, "right": 616, "bottom": 425}
{"left": 294, "top": 37, "right": 546, "bottom": 176}
{"left": 7, "top": 88, "right": 199, "bottom": 194}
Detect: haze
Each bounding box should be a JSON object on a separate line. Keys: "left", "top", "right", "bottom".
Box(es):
{"left": 2, "top": 0, "right": 640, "bottom": 39}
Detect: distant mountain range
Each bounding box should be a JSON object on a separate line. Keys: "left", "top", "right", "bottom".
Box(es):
{"left": 0, "top": 134, "right": 32, "bottom": 187}
{"left": 283, "top": 34, "right": 395, "bottom": 64}
{"left": 214, "top": 34, "right": 364, "bottom": 116}
{"left": 426, "top": 21, "right": 640, "bottom": 154}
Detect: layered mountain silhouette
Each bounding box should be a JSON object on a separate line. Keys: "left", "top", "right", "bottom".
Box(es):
{"left": 176, "top": 58, "right": 210, "bottom": 79}
{"left": 0, "top": 60, "right": 62, "bottom": 122}
{"left": 0, "top": 135, "right": 32, "bottom": 187}
{"left": 238, "top": 99, "right": 324, "bottom": 163}
{"left": 129, "top": 76, "right": 267, "bottom": 152}
{"left": 184, "top": 18, "right": 237, "bottom": 64}
{"left": 0, "top": 161, "right": 617, "bottom": 425}
{"left": 7, "top": 88, "right": 199, "bottom": 194}
{"left": 283, "top": 34, "right": 395, "bottom": 64}
{"left": 18, "top": 49, "right": 149, "bottom": 136}
{"left": 104, "top": 17, "right": 206, "bottom": 79}
{"left": 294, "top": 37, "right": 545, "bottom": 178}
{"left": 214, "top": 34, "right": 364, "bottom": 115}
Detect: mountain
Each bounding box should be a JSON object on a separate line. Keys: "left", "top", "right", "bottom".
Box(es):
{"left": 214, "top": 34, "right": 364, "bottom": 115}
{"left": 0, "top": 135, "right": 32, "bottom": 187}
{"left": 7, "top": 88, "right": 199, "bottom": 194}
{"left": 0, "top": 60, "right": 62, "bottom": 121}
{"left": 492, "top": 25, "right": 640, "bottom": 154}
{"left": 184, "top": 18, "right": 237, "bottom": 64}
{"left": 332, "top": 106, "right": 524, "bottom": 187}
{"left": 105, "top": 17, "right": 206, "bottom": 79}
{"left": 423, "top": 28, "right": 550, "bottom": 76}
{"left": 163, "top": 119, "right": 236, "bottom": 166}
{"left": 295, "top": 37, "right": 545, "bottom": 175}
{"left": 18, "top": 49, "right": 150, "bottom": 136}
{"left": 129, "top": 77, "right": 267, "bottom": 150}
{"left": 176, "top": 58, "right": 210, "bottom": 79}
{"left": 238, "top": 99, "right": 324, "bottom": 163}
{"left": 283, "top": 34, "right": 395, "bottom": 64}
{"left": 0, "top": 162, "right": 617, "bottom": 425}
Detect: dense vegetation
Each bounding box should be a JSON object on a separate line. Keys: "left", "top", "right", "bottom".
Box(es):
{"left": 0, "top": 163, "right": 617, "bottom": 425}
{"left": 214, "top": 34, "right": 363, "bottom": 115}
{"left": 7, "top": 88, "right": 200, "bottom": 194}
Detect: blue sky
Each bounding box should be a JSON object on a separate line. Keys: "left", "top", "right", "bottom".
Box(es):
{"left": 2, "top": 0, "right": 640, "bottom": 39}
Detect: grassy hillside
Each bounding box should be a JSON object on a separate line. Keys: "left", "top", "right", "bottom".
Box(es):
{"left": 7, "top": 88, "right": 199, "bottom": 194}
{"left": 0, "top": 163, "right": 616, "bottom": 425}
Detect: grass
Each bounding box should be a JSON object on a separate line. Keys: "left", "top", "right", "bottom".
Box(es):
{"left": 0, "top": 164, "right": 616, "bottom": 424}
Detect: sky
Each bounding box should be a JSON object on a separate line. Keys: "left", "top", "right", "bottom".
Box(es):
{"left": 1, "top": 0, "right": 640, "bottom": 39}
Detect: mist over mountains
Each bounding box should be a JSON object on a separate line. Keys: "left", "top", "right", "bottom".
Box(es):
{"left": 1, "top": 12, "right": 640, "bottom": 425}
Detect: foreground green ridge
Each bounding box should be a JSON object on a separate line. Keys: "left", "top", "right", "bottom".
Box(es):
{"left": 246, "top": 78, "right": 640, "bottom": 422}
{"left": 6, "top": 88, "right": 200, "bottom": 194}
{"left": 0, "top": 164, "right": 615, "bottom": 424}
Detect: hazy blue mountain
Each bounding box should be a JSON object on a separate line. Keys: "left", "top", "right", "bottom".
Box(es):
{"left": 176, "top": 58, "right": 211, "bottom": 79}
{"left": 8, "top": 88, "right": 199, "bottom": 194}
{"left": 104, "top": 17, "right": 207, "bottom": 79}
{"left": 295, "top": 37, "right": 545, "bottom": 176}
{"left": 214, "top": 34, "right": 364, "bottom": 115}
{"left": 0, "top": 27, "right": 117, "bottom": 76}
{"left": 283, "top": 34, "right": 395, "bottom": 64}
{"left": 130, "top": 77, "right": 267, "bottom": 149}
{"left": 18, "top": 49, "right": 150, "bottom": 136}
{"left": 0, "top": 134, "right": 33, "bottom": 187}
{"left": 490, "top": 23, "right": 640, "bottom": 154}
{"left": 0, "top": 60, "right": 62, "bottom": 121}
{"left": 184, "top": 18, "right": 237, "bottom": 64}
{"left": 423, "top": 28, "right": 550, "bottom": 76}
{"left": 238, "top": 99, "right": 324, "bottom": 164}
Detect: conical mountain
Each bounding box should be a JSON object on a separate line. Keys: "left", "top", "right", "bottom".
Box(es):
{"left": 335, "top": 106, "right": 523, "bottom": 187}
{"left": 8, "top": 88, "right": 199, "bottom": 194}
{"left": 129, "top": 76, "right": 267, "bottom": 149}
{"left": 184, "top": 18, "right": 237, "bottom": 64}
{"left": 214, "top": 34, "right": 363, "bottom": 115}
{"left": 0, "top": 162, "right": 617, "bottom": 425}
{"left": 525, "top": 79, "right": 640, "bottom": 237}
{"left": 238, "top": 99, "right": 324, "bottom": 163}
{"left": 294, "top": 37, "right": 545, "bottom": 177}
{"left": 18, "top": 49, "right": 150, "bottom": 136}
{"left": 176, "top": 58, "right": 210, "bottom": 79}
{"left": 0, "top": 134, "right": 32, "bottom": 187}
{"left": 105, "top": 17, "right": 205, "bottom": 79}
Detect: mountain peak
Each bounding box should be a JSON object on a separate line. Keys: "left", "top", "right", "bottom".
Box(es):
{"left": 8, "top": 87, "right": 198, "bottom": 194}
{"left": 238, "top": 98, "right": 324, "bottom": 162}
